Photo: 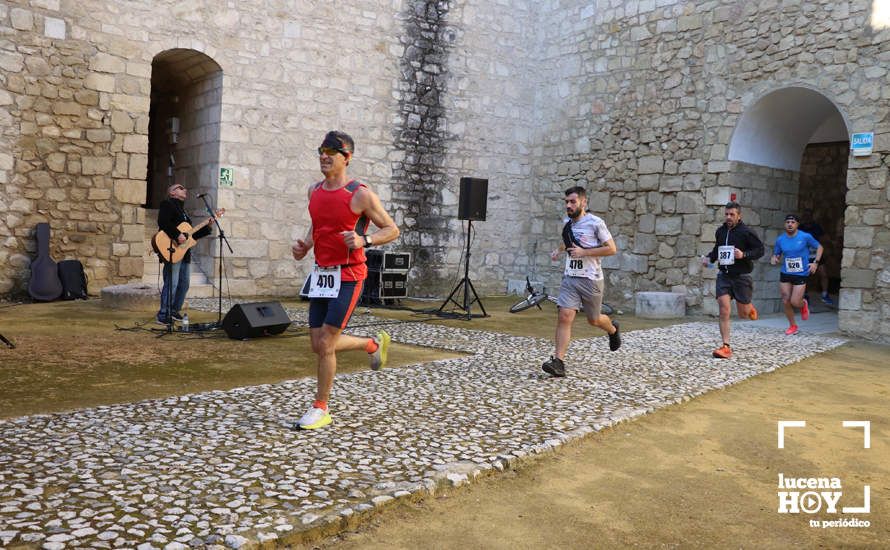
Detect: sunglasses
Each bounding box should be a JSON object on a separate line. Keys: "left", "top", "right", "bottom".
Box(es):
{"left": 317, "top": 146, "right": 348, "bottom": 157}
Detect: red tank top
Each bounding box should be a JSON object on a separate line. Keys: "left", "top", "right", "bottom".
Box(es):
{"left": 308, "top": 180, "right": 369, "bottom": 282}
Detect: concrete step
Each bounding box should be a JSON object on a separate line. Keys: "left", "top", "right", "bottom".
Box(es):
{"left": 142, "top": 264, "right": 211, "bottom": 285}
{"left": 140, "top": 276, "right": 216, "bottom": 299}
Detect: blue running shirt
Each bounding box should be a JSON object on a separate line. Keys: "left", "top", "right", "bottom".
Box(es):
{"left": 774, "top": 230, "right": 820, "bottom": 275}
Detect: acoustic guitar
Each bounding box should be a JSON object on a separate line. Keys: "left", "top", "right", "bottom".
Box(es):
{"left": 151, "top": 209, "right": 224, "bottom": 264}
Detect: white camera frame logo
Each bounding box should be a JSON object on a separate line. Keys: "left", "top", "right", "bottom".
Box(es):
{"left": 776, "top": 420, "right": 870, "bottom": 515}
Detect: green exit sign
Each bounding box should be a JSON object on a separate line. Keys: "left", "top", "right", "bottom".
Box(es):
{"left": 219, "top": 167, "right": 234, "bottom": 187}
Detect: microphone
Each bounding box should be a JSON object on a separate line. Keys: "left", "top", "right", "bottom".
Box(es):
{"left": 196, "top": 193, "right": 207, "bottom": 198}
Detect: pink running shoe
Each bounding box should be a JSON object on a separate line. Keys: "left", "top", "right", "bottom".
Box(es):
{"left": 801, "top": 299, "right": 809, "bottom": 321}
{"left": 785, "top": 325, "right": 799, "bottom": 336}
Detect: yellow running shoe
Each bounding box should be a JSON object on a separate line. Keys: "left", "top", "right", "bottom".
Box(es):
{"left": 370, "top": 330, "right": 391, "bottom": 371}
{"left": 297, "top": 406, "right": 332, "bottom": 430}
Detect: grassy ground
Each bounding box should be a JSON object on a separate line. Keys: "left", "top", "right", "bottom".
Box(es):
{"left": 0, "top": 299, "right": 458, "bottom": 418}
{"left": 0, "top": 296, "right": 678, "bottom": 418}
{"left": 0, "top": 297, "right": 663, "bottom": 417}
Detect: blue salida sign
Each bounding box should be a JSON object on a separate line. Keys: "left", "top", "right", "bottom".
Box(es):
{"left": 851, "top": 132, "right": 873, "bottom": 156}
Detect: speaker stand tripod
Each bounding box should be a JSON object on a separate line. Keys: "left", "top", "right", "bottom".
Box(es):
{"left": 437, "top": 220, "right": 487, "bottom": 320}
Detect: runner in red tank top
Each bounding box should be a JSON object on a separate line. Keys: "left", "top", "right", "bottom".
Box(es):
{"left": 291, "top": 131, "right": 400, "bottom": 430}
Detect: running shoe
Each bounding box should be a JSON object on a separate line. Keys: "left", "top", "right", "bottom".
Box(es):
{"left": 748, "top": 304, "right": 758, "bottom": 321}
{"left": 801, "top": 299, "right": 809, "bottom": 321}
{"left": 712, "top": 344, "right": 732, "bottom": 359}
{"left": 296, "top": 406, "right": 332, "bottom": 430}
{"left": 608, "top": 321, "right": 621, "bottom": 351}
{"left": 369, "top": 330, "right": 391, "bottom": 371}
{"left": 785, "top": 325, "right": 799, "bottom": 336}
{"left": 541, "top": 356, "right": 566, "bottom": 377}
{"left": 821, "top": 293, "right": 834, "bottom": 305}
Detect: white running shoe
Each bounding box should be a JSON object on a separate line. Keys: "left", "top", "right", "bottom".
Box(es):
{"left": 296, "top": 406, "right": 332, "bottom": 430}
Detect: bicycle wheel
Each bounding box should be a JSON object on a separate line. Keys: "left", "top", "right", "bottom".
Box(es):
{"left": 510, "top": 292, "right": 548, "bottom": 313}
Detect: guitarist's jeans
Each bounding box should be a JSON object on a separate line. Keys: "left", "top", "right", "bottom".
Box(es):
{"left": 157, "top": 260, "right": 190, "bottom": 320}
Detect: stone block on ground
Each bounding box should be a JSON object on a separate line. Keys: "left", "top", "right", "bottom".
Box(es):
{"left": 635, "top": 291, "right": 686, "bottom": 319}
{"left": 100, "top": 283, "right": 157, "bottom": 310}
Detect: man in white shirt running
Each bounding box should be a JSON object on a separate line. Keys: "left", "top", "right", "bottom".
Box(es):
{"left": 542, "top": 186, "right": 621, "bottom": 378}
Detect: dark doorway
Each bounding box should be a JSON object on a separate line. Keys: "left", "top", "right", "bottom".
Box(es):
{"left": 146, "top": 49, "right": 223, "bottom": 209}
{"left": 798, "top": 142, "right": 848, "bottom": 300}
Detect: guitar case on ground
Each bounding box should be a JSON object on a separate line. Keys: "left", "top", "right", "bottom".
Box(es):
{"left": 58, "top": 259, "right": 88, "bottom": 300}
{"left": 28, "top": 223, "right": 63, "bottom": 301}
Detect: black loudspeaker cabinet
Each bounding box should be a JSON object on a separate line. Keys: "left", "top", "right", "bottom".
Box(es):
{"left": 457, "top": 177, "right": 488, "bottom": 221}
{"left": 222, "top": 301, "right": 292, "bottom": 340}
{"left": 365, "top": 250, "right": 411, "bottom": 272}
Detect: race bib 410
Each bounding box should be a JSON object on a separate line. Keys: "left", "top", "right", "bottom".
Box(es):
{"left": 308, "top": 265, "right": 341, "bottom": 298}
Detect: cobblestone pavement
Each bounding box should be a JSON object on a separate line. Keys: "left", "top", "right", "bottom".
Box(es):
{"left": 0, "top": 303, "right": 846, "bottom": 548}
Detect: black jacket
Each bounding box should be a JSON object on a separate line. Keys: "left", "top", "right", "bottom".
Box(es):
{"left": 157, "top": 198, "right": 211, "bottom": 263}
{"left": 707, "top": 220, "right": 764, "bottom": 276}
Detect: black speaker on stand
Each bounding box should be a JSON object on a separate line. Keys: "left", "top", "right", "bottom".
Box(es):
{"left": 437, "top": 177, "right": 488, "bottom": 319}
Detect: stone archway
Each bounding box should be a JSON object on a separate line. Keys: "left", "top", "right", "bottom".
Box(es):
{"left": 143, "top": 49, "right": 223, "bottom": 294}
{"left": 726, "top": 86, "right": 849, "bottom": 314}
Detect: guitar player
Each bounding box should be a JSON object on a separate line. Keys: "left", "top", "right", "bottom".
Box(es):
{"left": 156, "top": 182, "right": 213, "bottom": 325}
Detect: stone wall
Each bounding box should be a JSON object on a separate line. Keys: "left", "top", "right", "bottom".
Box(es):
{"left": 799, "top": 141, "right": 849, "bottom": 287}
{"left": 839, "top": 154, "right": 890, "bottom": 341}
{"left": 2, "top": 0, "right": 889, "bottom": 342}
{"left": 0, "top": 0, "right": 541, "bottom": 299}
{"left": 525, "top": 0, "right": 890, "bottom": 342}
{"left": 0, "top": 1, "right": 147, "bottom": 294}
{"left": 388, "top": 0, "right": 539, "bottom": 295}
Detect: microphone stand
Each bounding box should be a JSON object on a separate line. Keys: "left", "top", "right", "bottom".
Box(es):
{"left": 199, "top": 194, "right": 232, "bottom": 327}
{"left": 0, "top": 332, "right": 15, "bottom": 349}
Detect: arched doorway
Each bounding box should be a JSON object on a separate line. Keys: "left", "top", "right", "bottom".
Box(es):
{"left": 727, "top": 86, "right": 848, "bottom": 314}
{"left": 143, "top": 49, "right": 223, "bottom": 294}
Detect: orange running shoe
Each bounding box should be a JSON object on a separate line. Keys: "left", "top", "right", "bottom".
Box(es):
{"left": 712, "top": 344, "right": 732, "bottom": 359}
{"left": 801, "top": 299, "right": 809, "bottom": 321}
{"left": 748, "top": 304, "right": 758, "bottom": 321}
{"left": 785, "top": 325, "right": 799, "bottom": 336}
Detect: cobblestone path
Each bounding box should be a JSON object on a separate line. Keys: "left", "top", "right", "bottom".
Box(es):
{"left": 0, "top": 307, "right": 846, "bottom": 548}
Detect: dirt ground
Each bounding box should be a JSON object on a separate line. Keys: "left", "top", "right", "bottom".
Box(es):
{"left": 324, "top": 340, "right": 889, "bottom": 549}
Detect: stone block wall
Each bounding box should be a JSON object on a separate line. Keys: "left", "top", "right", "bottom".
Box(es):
{"left": 839, "top": 153, "right": 890, "bottom": 341}
{"left": 177, "top": 72, "right": 223, "bottom": 279}
{"left": 2, "top": 0, "right": 890, "bottom": 342}
{"left": 0, "top": 2, "right": 147, "bottom": 293}
{"left": 798, "top": 142, "right": 849, "bottom": 286}
{"left": 523, "top": 0, "right": 890, "bottom": 342}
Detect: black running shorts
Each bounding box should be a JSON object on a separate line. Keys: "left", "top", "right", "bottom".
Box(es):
{"left": 715, "top": 273, "right": 753, "bottom": 304}
{"left": 780, "top": 273, "right": 808, "bottom": 286}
